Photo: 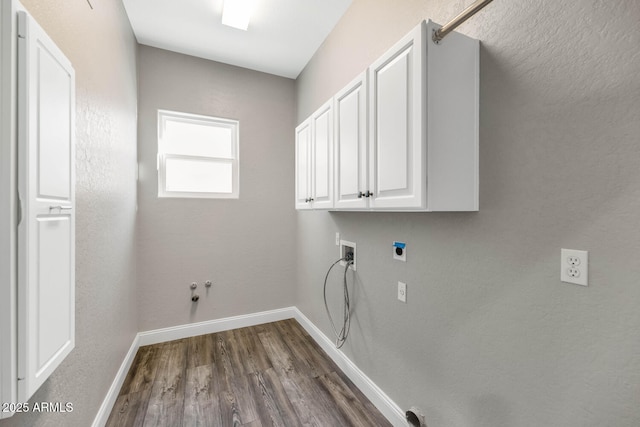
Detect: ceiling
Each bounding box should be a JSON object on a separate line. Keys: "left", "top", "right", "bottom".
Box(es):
{"left": 122, "top": 0, "right": 352, "bottom": 79}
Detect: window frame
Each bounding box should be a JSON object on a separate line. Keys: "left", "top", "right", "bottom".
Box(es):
{"left": 157, "top": 109, "right": 240, "bottom": 199}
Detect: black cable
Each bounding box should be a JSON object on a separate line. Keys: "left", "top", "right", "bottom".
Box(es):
{"left": 323, "top": 256, "right": 354, "bottom": 349}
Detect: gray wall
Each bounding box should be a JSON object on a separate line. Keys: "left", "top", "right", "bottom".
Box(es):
{"left": 0, "top": 0, "right": 139, "bottom": 426}
{"left": 136, "top": 46, "right": 297, "bottom": 331}
{"left": 296, "top": 1, "right": 640, "bottom": 426}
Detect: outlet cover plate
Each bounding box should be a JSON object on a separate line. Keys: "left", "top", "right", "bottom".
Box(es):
{"left": 561, "top": 249, "right": 588, "bottom": 286}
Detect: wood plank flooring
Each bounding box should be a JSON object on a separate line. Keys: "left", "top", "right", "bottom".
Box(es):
{"left": 106, "top": 319, "right": 392, "bottom": 427}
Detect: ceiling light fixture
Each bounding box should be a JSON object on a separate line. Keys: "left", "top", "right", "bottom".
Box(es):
{"left": 221, "top": 0, "right": 256, "bottom": 31}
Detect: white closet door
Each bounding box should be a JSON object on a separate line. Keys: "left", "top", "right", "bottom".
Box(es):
{"left": 17, "top": 10, "right": 75, "bottom": 401}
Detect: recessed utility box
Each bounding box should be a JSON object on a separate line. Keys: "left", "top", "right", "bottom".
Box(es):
{"left": 339, "top": 240, "right": 356, "bottom": 271}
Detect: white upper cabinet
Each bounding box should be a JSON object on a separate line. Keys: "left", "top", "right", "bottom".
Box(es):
{"left": 295, "top": 19, "right": 478, "bottom": 212}
{"left": 310, "top": 100, "right": 334, "bottom": 209}
{"left": 295, "top": 119, "right": 312, "bottom": 210}
{"left": 368, "top": 22, "right": 426, "bottom": 210}
{"left": 334, "top": 72, "right": 368, "bottom": 209}
{"left": 369, "top": 20, "right": 479, "bottom": 211}
{"left": 295, "top": 100, "right": 334, "bottom": 210}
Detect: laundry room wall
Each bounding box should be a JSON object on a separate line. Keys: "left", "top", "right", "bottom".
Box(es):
{"left": 136, "top": 46, "right": 297, "bottom": 331}
{"left": 295, "top": 1, "right": 640, "bottom": 426}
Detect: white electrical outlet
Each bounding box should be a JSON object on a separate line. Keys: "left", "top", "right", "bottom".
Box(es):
{"left": 561, "top": 249, "right": 588, "bottom": 286}
{"left": 397, "top": 281, "right": 407, "bottom": 302}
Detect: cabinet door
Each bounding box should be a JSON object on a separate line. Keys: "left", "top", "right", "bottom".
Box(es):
{"left": 369, "top": 21, "right": 426, "bottom": 209}
{"left": 17, "top": 10, "right": 76, "bottom": 401}
{"left": 334, "top": 72, "right": 368, "bottom": 210}
{"left": 295, "top": 119, "right": 312, "bottom": 210}
{"left": 310, "top": 101, "right": 333, "bottom": 209}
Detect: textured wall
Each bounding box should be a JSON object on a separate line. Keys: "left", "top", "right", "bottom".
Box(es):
{"left": 136, "top": 46, "right": 296, "bottom": 331}
{"left": 0, "top": 0, "right": 139, "bottom": 426}
{"left": 296, "top": 1, "right": 640, "bottom": 426}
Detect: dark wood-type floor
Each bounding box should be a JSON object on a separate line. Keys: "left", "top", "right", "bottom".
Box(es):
{"left": 106, "top": 319, "right": 392, "bottom": 427}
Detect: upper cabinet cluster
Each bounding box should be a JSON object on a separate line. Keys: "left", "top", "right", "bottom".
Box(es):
{"left": 295, "top": 20, "right": 479, "bottom": 212}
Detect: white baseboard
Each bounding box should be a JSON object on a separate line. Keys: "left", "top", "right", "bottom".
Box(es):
{"left": 137, "top": 307, "right": 297, "bottom": 346}
{"left": 91, "top": 334, "right": 140, "bottom": 427}
{"left": 92, "top": 306, "right": 405, "bottom": 427}
{"left": 292, "top": 308, "right": 407, "bottom": 427}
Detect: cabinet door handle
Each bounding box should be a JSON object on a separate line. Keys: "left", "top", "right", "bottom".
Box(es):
{"left": 365, "top": 191, "right": 373, "bottom": 198}
{"left": 358, "top": 191, "right": 364, "bottom": 198}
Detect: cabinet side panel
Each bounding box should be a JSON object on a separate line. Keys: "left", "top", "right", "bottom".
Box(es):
{"left": 427, "top": 24, "right": 479, "bottom": 211}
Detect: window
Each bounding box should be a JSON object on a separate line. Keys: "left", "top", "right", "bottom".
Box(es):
{"left": 157, "top": 110, "right": 239, "bottom": 199}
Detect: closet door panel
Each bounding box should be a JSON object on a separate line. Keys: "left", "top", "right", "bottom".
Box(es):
{"left": 17, "top": 10, "right": 75, "bottom": 402}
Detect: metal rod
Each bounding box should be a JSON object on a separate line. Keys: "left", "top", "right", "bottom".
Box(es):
{"left": 433, "top": 0, "right": 494, "bottom": 43}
